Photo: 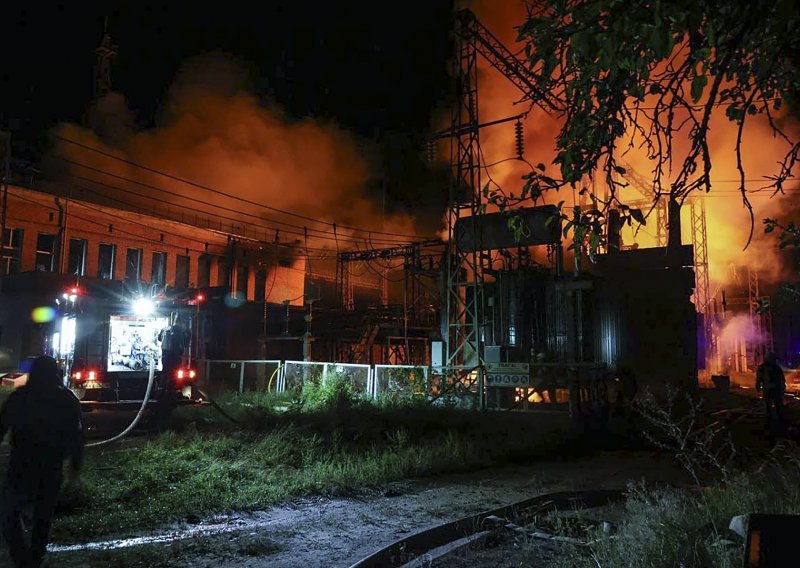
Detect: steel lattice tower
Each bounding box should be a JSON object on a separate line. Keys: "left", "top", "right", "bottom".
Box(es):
{"left": 689, "top": 198, "right": 711, "bottom": 366}
{"left": 444, "top": 11, "right": 486, "bottom": 405}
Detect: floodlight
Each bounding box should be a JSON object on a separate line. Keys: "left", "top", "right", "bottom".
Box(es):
{"left": 132, "top": 297, "right": 155, "bottom": 316}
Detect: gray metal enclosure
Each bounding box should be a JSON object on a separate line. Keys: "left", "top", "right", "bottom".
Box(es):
{"left": 481, "top": 245, "right": 698, "bottom": 391}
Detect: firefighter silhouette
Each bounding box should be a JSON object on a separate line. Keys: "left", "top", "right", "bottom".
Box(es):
{"left": 155, "top": 317, "right": 188, "bottom": 428}
{"left": 756, "top": 351, "right": 786, "bottom": 432}
{"left": 0, "top": 356, "right": 83, "bottom": 567}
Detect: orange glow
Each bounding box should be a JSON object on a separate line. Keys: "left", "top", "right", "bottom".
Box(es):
{"left": 54, "top": 53, "right": 419, "bottom": 256}
{"left": 469, "top": 0, "right": 800, "bottom": 289}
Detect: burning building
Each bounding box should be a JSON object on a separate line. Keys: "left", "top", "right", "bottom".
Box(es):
{"left": 0, "top": 181, "right": 390, "bottom": 371}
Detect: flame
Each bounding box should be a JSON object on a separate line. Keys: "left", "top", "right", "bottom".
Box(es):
{"left": 467, "top": 0, "right": 800, "bottom": 290}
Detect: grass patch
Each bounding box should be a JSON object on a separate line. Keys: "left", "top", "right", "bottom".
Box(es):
{"left": 548, "top": 469, "right": 800, "bottom": 568}
{"left": 542, "top": 389, "right": 800, "bottom": 568}
{"left": 52, "top": 391, "right": 578, "bottom": 543}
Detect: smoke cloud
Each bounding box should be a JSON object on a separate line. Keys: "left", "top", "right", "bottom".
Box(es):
{"left": 50, "top": 53, "right": 417, "bottom": 254}
{"left": 716, "top": 313, "right": 769, "bottom": 372}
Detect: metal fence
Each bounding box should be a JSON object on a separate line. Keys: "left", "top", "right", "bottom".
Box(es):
{"left": 196, "top": 359, "right": 608, "bottom": 411}
{"left": 199, "top": 360, "right": 282, "bottom": 397}
{"left": 281, "top": 360, "right": 372, "bottom": 398}
{"left": 373, "top": 365, "right": 430, "bottom": 398}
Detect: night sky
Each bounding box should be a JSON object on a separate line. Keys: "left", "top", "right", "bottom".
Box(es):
{"left": 0, "top": 1, "right": 454, "bottom": 161}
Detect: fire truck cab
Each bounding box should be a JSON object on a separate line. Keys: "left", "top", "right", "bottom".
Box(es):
{"left": 49, "top": 281, "right": 204, "bottom": 410}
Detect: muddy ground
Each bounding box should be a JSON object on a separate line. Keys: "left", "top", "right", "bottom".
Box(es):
{"left": 22, "top": 451, "right": 688, "bottom": 568}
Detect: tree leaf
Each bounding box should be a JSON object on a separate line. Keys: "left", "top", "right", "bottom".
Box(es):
{"left": 690, "top": 74, "right": 708, "bottom": 103}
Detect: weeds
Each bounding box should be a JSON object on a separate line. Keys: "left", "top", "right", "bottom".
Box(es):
{"left": 551, "top": 468, "right": 800, "bottom": 568}
{"left": 634, "top": 388, "right": 736, "bottom": 485}
{"left": 543, "top": 389, "right": 800, "bottom": 567}
{"left": 52, "top": 398, "right": 577, "bottom": 543}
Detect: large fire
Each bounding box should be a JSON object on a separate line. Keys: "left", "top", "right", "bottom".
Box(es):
{"left": 468, "top": 0, "right": 800, "bottom": 291}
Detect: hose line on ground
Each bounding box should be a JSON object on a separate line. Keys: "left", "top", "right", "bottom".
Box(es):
{"left": 86, "top": 358, "right": 157, "bottom": 448}
{"left": 197, "top": 387, "right": 239, "bottom": 423}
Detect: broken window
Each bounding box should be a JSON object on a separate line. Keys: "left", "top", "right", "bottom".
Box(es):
{"left": 35, "top": 233, "right": 56, "bottom": 272}
{"left": 98, "top": 243, "right": 116, "bottom": 280}
{"left": 67, "top": 238, "right": 87, "bottom": 276}
{"left": 125, "top": 248, "right": 143, "bottom": 281}
{"left": 151, "top": 252, "right": 167, "bottom": 285}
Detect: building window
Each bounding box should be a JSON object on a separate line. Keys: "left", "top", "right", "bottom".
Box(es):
{"left": 35, "top": 233, "right": 57, "bottom": 272}
{"left": 97, "top": 243, "right": 116, "bottom": 279}
{"left": 67, "top": 238, "right": 87, "bottom": 276}
{"left": 125, "top": 248, "right": 143, "bottom": 281}
{"left": 197, "top": 255, "right": 211, "bottom": 288}
{"left": 1, "top": 228, "right": 23, "bottom": 274}
{"left": 151, "top": 252, "right": 167, "bottom": 285}
{"left": 175, "top": 255, "right": 190, "bottom": 289}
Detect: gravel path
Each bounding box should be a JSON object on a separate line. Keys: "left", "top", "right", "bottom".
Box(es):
{"left": 34, "top": 451, "right": 688, "bottom": 568}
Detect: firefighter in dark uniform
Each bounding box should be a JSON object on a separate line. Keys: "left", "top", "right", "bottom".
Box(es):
{"left": 0, "top": 356, "right": 83, "bottom": 568}
{"left": 609, "top": 359, "right": 638, "bottom": 415}
{"left": 756, "top": 352, "right": 786, "bottom": 431}
{"left": 156, "top": 320, "right": 188, "bottom": 429}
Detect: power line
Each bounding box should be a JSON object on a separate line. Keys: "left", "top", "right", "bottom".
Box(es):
{"left": 55, "top": 135, "right": 435, "bottom": 240}
{"left": 63, "top": 173, "right": 401, "bottom": 248}
{"left": 9, "top": 188, "right": 334, "bottom": 262}
{"left": 7, "top": 190, "right": 330, "bottom": 279}
{"left": 56, "top": 156, "right": 419, "bottom": 246}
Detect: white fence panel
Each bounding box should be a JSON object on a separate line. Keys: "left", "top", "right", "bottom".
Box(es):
{"left": 373, "top": 365, "right": 430, "bottom": 399}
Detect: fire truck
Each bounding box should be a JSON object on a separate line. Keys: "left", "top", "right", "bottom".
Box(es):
{"left": 48, "top": 280, "right": 206, "bottom": 410}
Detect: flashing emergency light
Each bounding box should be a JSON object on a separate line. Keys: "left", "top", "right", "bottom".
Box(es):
{"left": 73, "top": 371, "right": 82, "bottom": 381}
{"left": 88, "top": 370, "right": 97, "bottom": 381}
{"left": 196, "top": 293, "right": 205, "bottom": 302}
{"left": 132, "top": 297, "right": 155, "bottom": 316}
{"left": 177, "top": 369, "right": 185, "bottom": 379}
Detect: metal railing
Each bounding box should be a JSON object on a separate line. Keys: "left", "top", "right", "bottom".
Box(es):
{"left": 199, "top": 359, "right": 282, "bottom": 397}
{"left": 373, "top": 364, "right": 430, "bottom": 398}
{"left": 281, "top": 360, "right": 372, "bottom": 398}
{"left": 196, "top": 359, "right": 609, "bottom": 411}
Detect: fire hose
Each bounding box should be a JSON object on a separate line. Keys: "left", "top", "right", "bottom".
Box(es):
{"left": 196, "top": 387, "right": 239, "bottom": 423}
{"left": 85, "top": 357, "right": 157, "bottom": 448}
{"left": 84, "top": 359, "right": 249, "bottom": 448}
{"left": 267, "top": 364, "right": 283, "bottom": 393}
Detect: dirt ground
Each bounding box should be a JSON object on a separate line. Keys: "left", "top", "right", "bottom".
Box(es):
{"left": 29, "top": 451, "right": 688, "bottom": 568}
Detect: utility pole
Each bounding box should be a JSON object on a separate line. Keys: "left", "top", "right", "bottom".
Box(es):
{"left": 0, "top": 130, "right": 10, "bottom": 277}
